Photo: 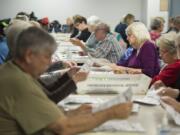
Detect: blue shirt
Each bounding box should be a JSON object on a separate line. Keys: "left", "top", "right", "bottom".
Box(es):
{"left": 117, "top": 47, "right": 134, "bottom": 65}
{"left": 0, "top": 37, "right": 9, "bottom": 64}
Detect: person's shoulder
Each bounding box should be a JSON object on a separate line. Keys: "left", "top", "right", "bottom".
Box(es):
{"left": 82, "top": 28, "right": 90, "bottom": 33}
{"left": 0, "top": 62, "right": 36, "bottom": 92}
{"left": 107, "top": 33, "right": 116, "bottom": 40}
{"left": 174, "top": 60, "right": 180, "bottom": 67}
{"left": 143, "top": 40, "right": 156, "bottom": 49}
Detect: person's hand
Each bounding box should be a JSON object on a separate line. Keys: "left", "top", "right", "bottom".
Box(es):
{"left": 153, "top": 80, "right": 165, "bottom": 90}
{"left": 110, "top": 102, "right": 132, "bottom": 119}
{"left": 112, "top": 65, "right": 126, "bottom": 74}
{"left": 157, "top": 87, "right": 179, "bottom": 99}
{"left": 114, "top": 69, "right": 126, "bottom": 74}
{"left": 92, "top": 62, "right": 101, "bottom": 67}
{"left": 70, "top": 38, "right": 82, "bottom": 46}
{"left": 67, "top": 67, "right": 80, "bottom": 77}
{"left": 161, "top": 96, "right": 180, "bottom": 113}
{"left": 63, "top": 60, "right": 77, "bottom": 68}
{"left": 108, "top": 63, "right": 119, "bottom": 70}
{"left": 127, "top": 68, "right": 141, "bottom": 74}
{"left": 72, "top": 71, "right": 89, "bottom": 83}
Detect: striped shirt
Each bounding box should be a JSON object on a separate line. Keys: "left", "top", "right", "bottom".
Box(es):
{"left": 85, "top": 33, "right": 124, "bottom": 63}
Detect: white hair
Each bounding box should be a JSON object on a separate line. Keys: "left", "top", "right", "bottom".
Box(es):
{"left": 6, "top": 20, "right": 33, "bottom": 56}
{"left": 157, "top": 32, "right": 177, "bottom": 55}
{"left": 175, "top": 32, "right": 180, "bottom": 58}
{"left": 126, "top": 22, "right": 150, "bottom": 45}
{"left": 87, "top": 15, "right": 101, "bottom": 26}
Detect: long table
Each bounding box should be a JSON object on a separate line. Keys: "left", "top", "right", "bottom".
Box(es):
{"left": 59, "top": 94, "right": 180, "bottom": 135}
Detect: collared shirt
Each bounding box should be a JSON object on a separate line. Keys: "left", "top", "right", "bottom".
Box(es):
{"left": 85, "top": 33, "right": 124, "bottom": 63}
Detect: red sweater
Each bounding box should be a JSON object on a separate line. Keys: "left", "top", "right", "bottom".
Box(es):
{"left": 150, "top": 60, "right": 180, "bottom": 88}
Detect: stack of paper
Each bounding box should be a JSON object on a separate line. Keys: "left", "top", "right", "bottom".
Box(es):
{"left": 77, "top": 72, "right": 151, "bottom": 94}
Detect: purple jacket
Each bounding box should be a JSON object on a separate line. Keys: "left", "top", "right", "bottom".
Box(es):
{"left": 118, "top": 40, "right": 160, "bottom": 77}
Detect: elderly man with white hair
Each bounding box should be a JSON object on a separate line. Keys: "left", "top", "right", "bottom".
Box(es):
{"left": 71, "top": 22, "right": 124, "bottom": 63}
{"left": 5, "top": 20, "right": 87, "bottom": 103}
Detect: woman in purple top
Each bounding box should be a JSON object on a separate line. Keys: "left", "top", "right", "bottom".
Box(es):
{"left": 113, "top": 22, "right": 160, "bottom": 78}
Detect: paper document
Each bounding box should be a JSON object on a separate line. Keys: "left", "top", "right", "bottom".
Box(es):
{"left": 93, "top": 120, "right": 145, "bottom": 132}
{"left": 132, "top": 103, "right": 140, "bottom": 113}
{"left": 133, "top": 88, "right": 160, "bottom": 105}
{"left": 59, "top": 95, "right": 105, "bottom": 105}
{"left": 92, "top": 88, "right": 132, "bottom": 113}
{"left": 161, "top": 101, "right": 180, "bottom": 126}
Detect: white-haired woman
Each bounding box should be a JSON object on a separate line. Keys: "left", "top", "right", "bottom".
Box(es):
{"left": 156, "top": 33, "right": 180, "bottom": 113}
{"left": 113, "top": 22, "right": 160, "bottom": 77}
{"left": 150, "top": 32, "right": 180, "bottom": 89}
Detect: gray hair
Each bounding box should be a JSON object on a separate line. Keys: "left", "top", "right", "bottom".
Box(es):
{"left": 150, "top": 17, "right": 164, "bottom": 30}
{"left": 123, "top": 14, "right": 135, "bottom": 25}
{"left": 15, "top": 15, "right": 29, "bottom": 21}
{"left": 95, "top": 22, "right": 110, "bottom": 33}
{"left": 175, "top": 32, "right": 180, "bottom": 49}
{"left": 126, "top": 22, "right": 150, "bottom": 45}
{"left": 15, "top": 27, "right": 57, "bottom": 60}
{"left": 6, "top": 20, "right": 41, "bottom": 56}
{"left": 87, "top": 16, "right": 101, "bottom": 26}
{"left": 174, "top": 16, "right": 180, "bottom": 31}
{"left": 157, "top": 32, "right": 177, "bottom": 55}
{"left": 5, "top": 20, "right": 33, "bottom": 57}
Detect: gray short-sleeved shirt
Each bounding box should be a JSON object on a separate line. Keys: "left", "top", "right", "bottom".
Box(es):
{"left": 0, "top": 61, "right": 64, "bottom": 135}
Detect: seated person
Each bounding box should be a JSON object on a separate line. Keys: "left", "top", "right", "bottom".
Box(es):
{"left": 166, "top": 17, "right": 175, "bottom": 33}
{"left": 73, "top": 15, "right": 91, "bottom": 42}
{"left": 62, "top": 16, "right": 78, "bottom": 35}
{"left": 155, "top": 33, "right": 180, "bottom": 112}
{"left": 0, "top": 27, "right": 132, "bottom": 135}
{"left": 70, "top": 22, "right": 124, "bottom": 63}
{"left": 150, "top": 32, "right": 180, "bottom": 89}
{"left": 115, "top": 13, "right": 135, "bottom": 48}
{"left": 15, "top": 11, "right": 30, "bottom": 21}
{"left": 5, "top": 20, "right": 87, "bottom": 103}
{"left": 112, "top": 22, "right": 160, "bottom": 78}
{"left": 167, "top": 16, "right": 180, "bottom": 33}
{"left": 68, "top": 16, "right": 79, "bottom": 38}
{"left": 149, "top": 17, "right": 164, "bottom": 42}
{"left": 76, "top": 15, "right": 101, "bottom": 50}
